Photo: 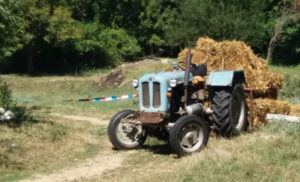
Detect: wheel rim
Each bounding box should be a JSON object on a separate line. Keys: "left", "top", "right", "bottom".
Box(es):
{"left": 179, "top": 122, "right": 204, "bottom": 153}
{"left": 231, "top": 92, "right": 246, "bottom": 131}
{"left": 116, "top": 114, "right": 143, "bottom": 146}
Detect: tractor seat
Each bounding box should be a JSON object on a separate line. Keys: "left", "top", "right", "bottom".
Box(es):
{"left": 191, "top": 64, "right": 207, "bottom": 77}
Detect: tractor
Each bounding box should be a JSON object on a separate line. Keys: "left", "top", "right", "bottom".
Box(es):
{"left": 108, "top": 51, "right": 248, "bottom": 156}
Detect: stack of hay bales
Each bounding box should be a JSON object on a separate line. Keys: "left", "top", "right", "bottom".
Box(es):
{"left": 290, "top": 105, "right": 300, "bottom": 116}
{"left": 178, "top": 37, "right": 289, "bottom": 128}
{"left": 251, "top": 99, "right": 291, "bottom": 128}
{"left": 178, "top": 38, "right": 284, "bottom": 98}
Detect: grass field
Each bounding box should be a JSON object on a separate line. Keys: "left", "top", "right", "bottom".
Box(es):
{"left": 270, "top": 64, "right": 300, "bottom": 104}
{"left": 0, "top": 60, "right": 299, "bottom": 182}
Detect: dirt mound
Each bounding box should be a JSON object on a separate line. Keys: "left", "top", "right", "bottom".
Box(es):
{"left": 96, "top": 59, "right": 159, "bottom": 87}
{"left": 178, "top": 38, "right": 283, "bottom": 99}
{"left": 99, "top": 68, "right": 124, "bottom": 87}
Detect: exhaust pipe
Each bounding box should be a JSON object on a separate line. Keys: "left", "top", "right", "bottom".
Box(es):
{"left": 183, "top": 48, "right": 192, "bottom": 108}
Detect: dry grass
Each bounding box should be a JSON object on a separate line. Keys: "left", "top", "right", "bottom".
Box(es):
{"left": 0, "top": 59, "right": 171, "bottom": 182}
{"left": 0, "top": 60, "right": 299, "bottom": 182}
{"left": 85, "top": 122, "right": 300, "bottom": 182}
{"left": 0, "top": 111, "right": 108, "bottom": 181}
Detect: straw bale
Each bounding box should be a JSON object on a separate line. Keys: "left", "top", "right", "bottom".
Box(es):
{"left": 177, "top": 37, "right": 283, "bottom": 98}
{"left": 249, "top": 99, "right": 291, "bottom": 128}
{"left": 290, "top": 105, "right": 300, "bottom": 116}
{"left": 178, "top": 48, "right": 190, "bottom": 63}
{"left": 247, "top": 70, "right": 283, "bottom": 99}
{"left": 176, "top": 37, "right": 290, "bottom": 128}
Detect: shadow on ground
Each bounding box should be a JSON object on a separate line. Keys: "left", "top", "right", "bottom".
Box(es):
{"left": 143, "top": 143, "right": 173, "bottom": 155}
{"left": 111, "top": 143, "right": 173, "bottom": 156}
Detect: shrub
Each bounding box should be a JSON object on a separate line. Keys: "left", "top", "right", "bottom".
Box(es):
{"left": 75, "top": 23, "right": 141, "bottom": 67}
{"left": 98, "top": 28, "right": 141, "bottom": 61}
{"left": 0, "top": 80, "right": 12, "bottom": 109}
{"left": 0, "top": 79, "right": 32, "bottom": 126}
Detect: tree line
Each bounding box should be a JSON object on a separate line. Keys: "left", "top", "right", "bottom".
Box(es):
{"left": 0, "top": 0, "right": 299, "bottom": 74}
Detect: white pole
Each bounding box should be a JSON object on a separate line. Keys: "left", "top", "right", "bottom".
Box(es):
{"left": 266, "top": 114, "right": 300, "bottom": 124}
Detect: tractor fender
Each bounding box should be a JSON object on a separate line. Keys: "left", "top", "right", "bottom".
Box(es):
{"left": 206, "top": 70, "right": 245, "bottom": 87}
{"left": 206, "top": 70, "right": 246, "bottom": 100}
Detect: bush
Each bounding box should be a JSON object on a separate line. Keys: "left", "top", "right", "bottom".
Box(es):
{"left": 75, "top": 24, "right": 141, "bottom": 67}
{"left": 98, "top": 28, "right": 141, "bottom": 61}
{"left": 0, "top": 80, "right": 12, "bottom": 109}
{"left": 0, "top": 79, "right": 32, "bottom": 126}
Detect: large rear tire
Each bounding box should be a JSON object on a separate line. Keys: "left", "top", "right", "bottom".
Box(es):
{"left": 108, "top": 110, "right": 147, "bottom": 149}
{"left": 169, "top": 115, "right": 209, "bottom": 156}
{"left": 212, "top": 84, "right": 248, "bottom": 137}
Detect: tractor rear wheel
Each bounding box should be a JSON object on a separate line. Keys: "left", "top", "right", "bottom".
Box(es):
{"left": 212, "top": 84, "right": 248, "bottom": 137}
{"left": 108, "top": 110, "right": 147, "bottom": 149}
{"left": 169, "top": 115, "right": 209, "bottom": 156}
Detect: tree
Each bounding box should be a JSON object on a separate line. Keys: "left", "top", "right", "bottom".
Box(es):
{"left": 138, "top": 0, "right": 178, "bottom": 54}
{"left": 267, "top": 0, "right": 300, "bottom": 62}
{"left": 24, "top": 1, "right": 81, "bottom": 73}
{"left": 0, "top": 0, "right": 81, "bottom": 73}
{"left": 166, "top": 0, "right": 269, "bottom": 50}
{"left": 75, "top": 23, "right": 141, "bottom": 65}
{"left": 0, "top": 0, "right": 30, "bottom": 71}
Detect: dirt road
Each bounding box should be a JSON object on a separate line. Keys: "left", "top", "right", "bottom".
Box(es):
{"left": 19, "top": 151, "right": 132, "bottom": 182}
{"left": 18, "top": 115, "right": 126, "bottom": 182}
{"left": 51, "top": 113, "right": 108, "bottom": 125}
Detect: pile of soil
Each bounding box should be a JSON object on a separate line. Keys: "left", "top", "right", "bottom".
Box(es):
{"left": 97, "top": 59, "right": 159, "bottom": 87}
{"left": 98, "top": 68, "right": 124, "bottom": 87}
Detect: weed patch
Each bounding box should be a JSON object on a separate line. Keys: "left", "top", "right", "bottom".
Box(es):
{"left": 0, "top": 79, "right": 33, "bottom": 127}
{"left": 270, "top": 65, "right": 300, "bottom": 103}
{"left": 93, "top": 122, "right": 300, "bottom": 182}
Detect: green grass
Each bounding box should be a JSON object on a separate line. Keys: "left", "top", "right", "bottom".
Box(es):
{"left": 0, "top": 61, "right": 299, "bottom": 182}
{"left": 0, "top": 60, "right": 171, "bottom": 181}
{"left": 87, "top": 122, "right": 300, "bottom": 182}
{"left": 269, "top": 64, "right": 300, "bottom": 104}
{"left": 0, "top": 170, "right": 29, "bottom": 182}
{"left": 0, "top": 114, "right": 106, "bottom": 180}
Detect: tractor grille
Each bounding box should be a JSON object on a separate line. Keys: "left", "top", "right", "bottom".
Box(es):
{"left": 142, "top": 82, "right": 150, "bottom": 108}
{"left": 153, "top": 82, "right": 161, "bottom": 108}
{"left": 142, "top": 82, "right": 161, "bottom": 108}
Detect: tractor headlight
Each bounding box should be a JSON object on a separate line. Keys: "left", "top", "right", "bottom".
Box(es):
{"left": 169, "top": 79, "right": 177, "bottom": 87}
{"left": 132, "top": 79, "right": 139, "bottom": 88}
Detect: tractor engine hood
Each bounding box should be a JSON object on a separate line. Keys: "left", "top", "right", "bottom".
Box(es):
{"left": 138, "top": 71, "right": 193, "bottom": 112}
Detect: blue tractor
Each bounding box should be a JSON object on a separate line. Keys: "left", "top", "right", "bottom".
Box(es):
{"left": 108, "top": 51, "right": 248, "bottom": 156}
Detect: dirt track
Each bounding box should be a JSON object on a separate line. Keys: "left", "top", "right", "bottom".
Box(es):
{"left": 17, "top": 115, "right": 125, "bottom": 182}
{"left": 19, "top": 151, "right": 133, "bottom": 182}
{"left": 51, "top": 113, "right": 108, "bottom": 125}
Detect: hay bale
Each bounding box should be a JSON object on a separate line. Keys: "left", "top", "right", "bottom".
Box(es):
{"left": 250, "top": 99, "right": 291, "bottom": 128}
{"left": 290, "top": 105, "right": 300, "bottom": 116}
{"left": 177, "top": 37, "right": 290, "bottom": 128}
{"left": 178, "top": 37, "right": 283, "bottom": 99}
{"left": 247, "top": 70, "right": 283, "bottom": 99}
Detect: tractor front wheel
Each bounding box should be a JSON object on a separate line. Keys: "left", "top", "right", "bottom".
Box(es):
{"left": 108, "top": 110, "right": 147, "bottom": 149}
{"left": 169, "top": 115, "right": 209, "bottom": 156}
